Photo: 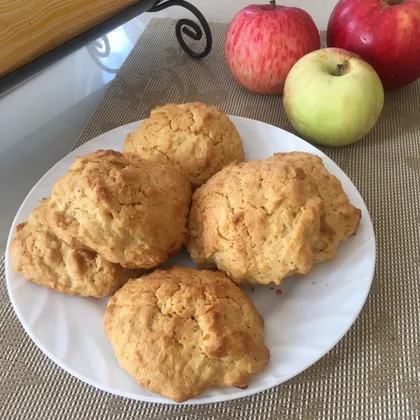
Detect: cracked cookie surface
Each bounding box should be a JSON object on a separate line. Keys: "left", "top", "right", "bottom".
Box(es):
{"left": 47, "top": 150, "right": 191, "bottom": 269}
{"left": 187, "top": 158, "right": 325, "bottom": 285}
{"left": 104, "top": 266, "right": 269, "bottom": 402}
{"left": 123, "top": 102, "right": 244, "bottom": 188}
{"left": 10, "top": 199, "right": 138, "bottom": 297}
{"left": 272, "top": 152, "right": 361, "bottom": 263}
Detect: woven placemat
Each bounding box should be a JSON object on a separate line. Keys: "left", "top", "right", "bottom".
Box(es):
{"left": 1, "top": 18, "right": 420, "bottom": 420}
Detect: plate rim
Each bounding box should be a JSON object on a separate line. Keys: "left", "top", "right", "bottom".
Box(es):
{"left": 5, "top": 115, "right": 376, "bottom": 405}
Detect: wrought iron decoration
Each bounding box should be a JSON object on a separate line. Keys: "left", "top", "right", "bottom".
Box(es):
{"left": 150, "top": 0, "right": 212, "bottom": 59}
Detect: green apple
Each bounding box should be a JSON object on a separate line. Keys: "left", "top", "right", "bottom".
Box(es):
{"left": 283, "top": 47, "right": 384, "bottom": 147}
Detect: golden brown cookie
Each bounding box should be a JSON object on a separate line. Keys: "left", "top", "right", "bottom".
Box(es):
{"left": 187, "top": 158, "right": 324, "bottom": 285}
{"left": 104, "top": 266, "right": 269, "bottom": 403}
{"left": 272, "top": 152, "right": 361, "bottom": 263}
{"left": 9, "top": 199, "right": 138, "bottom": 298}
{"left": 123, "top": 102, "right": 244, "bottom": 188}
{"left": 47, "top": 150, "right": 191, "bottom": 269}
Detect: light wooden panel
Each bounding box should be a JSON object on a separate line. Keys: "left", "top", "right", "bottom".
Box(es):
{"left": 0, "top": 0, "right": 140, "bottom": 77}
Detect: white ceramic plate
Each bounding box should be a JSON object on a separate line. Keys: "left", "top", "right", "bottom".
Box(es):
{"left": 5, "top": 116, "right": 375, "bottom": 405}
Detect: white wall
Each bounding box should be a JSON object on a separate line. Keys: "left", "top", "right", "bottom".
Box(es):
{"left": 151, "top": 1, "right": 338, "bottom": 30}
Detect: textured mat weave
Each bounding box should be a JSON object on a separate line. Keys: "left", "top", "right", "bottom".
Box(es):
{"left": 1, "top": 18, "right": 420, "bottom": 420}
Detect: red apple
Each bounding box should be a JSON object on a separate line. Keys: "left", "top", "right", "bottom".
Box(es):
{"left": 225, "top": 1, "right": 320, "bottom": 95}
{"left": 327, "top": 0, "right": 420, "bottom": 89}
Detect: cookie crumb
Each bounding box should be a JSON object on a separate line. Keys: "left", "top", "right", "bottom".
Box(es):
{"left": 276, "top": 289, "right": 282, "bottom": 295}
{"left": 251, "top": 287, "right": 255, "bottom": 293}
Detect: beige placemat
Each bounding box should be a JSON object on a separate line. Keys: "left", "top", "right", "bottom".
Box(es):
{"left": 1, "top": 18, "right": 420, "bottom": 420}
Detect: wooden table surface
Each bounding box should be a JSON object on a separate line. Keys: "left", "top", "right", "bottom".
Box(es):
{"left": 0, "top": 0, "right": 140, "bottom": 77}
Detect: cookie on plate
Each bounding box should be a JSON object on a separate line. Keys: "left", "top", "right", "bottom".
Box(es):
{"left": 272, "top": 152, "right": 361, "bottom": 263}
{"left": 47, "top": 150, "right": 191, "bottom": 269}
{"left": 123, "top": 102, "right": 244, "bottom": 188}
{"left": 10, "top": 199, "right": 138, "bottom": 298}
{"left": 104, "top": 266, "right": 269, "bottom": 402}
{"left": 187, "top": 158, "right": 324, "bottom": 285}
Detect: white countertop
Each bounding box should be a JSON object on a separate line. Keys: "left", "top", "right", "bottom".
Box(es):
{"left": 0, "top": 1, "right": 335, "bottom": 254}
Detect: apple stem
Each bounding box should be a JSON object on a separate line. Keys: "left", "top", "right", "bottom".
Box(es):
{"left": 270, "top": 0, "right": 276, "bottom": 10}
{"left": 336, "top": 64, "right": 344, "bottom": 76}
{"left": 386, "top": 0, "right": 404, "bottom": 5}
{"left": 336, "top": 61, "right": 351, "bottom": 76}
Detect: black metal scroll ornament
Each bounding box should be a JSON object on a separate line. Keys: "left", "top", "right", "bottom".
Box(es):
{"left": 149, "top": 0, "right": 213, "bottom": 59}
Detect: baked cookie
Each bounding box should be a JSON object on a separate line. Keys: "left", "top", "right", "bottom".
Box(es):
{"left": 104, "top": 266, "right": 269, "bottom": 402}
{"left": 123, "top": 102, "right": 244, "bottom": 188}
{"left": 47, "top": 150, "right": 191, "bottom": 269}
{"left": 273, "top": 152, "right": 361, "bottom": 263}
{"left": 187, "top": 158, "right": 324, "bottom": 285}
{"left": 10, "top": 199, "right": 138, "bottom": 298}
